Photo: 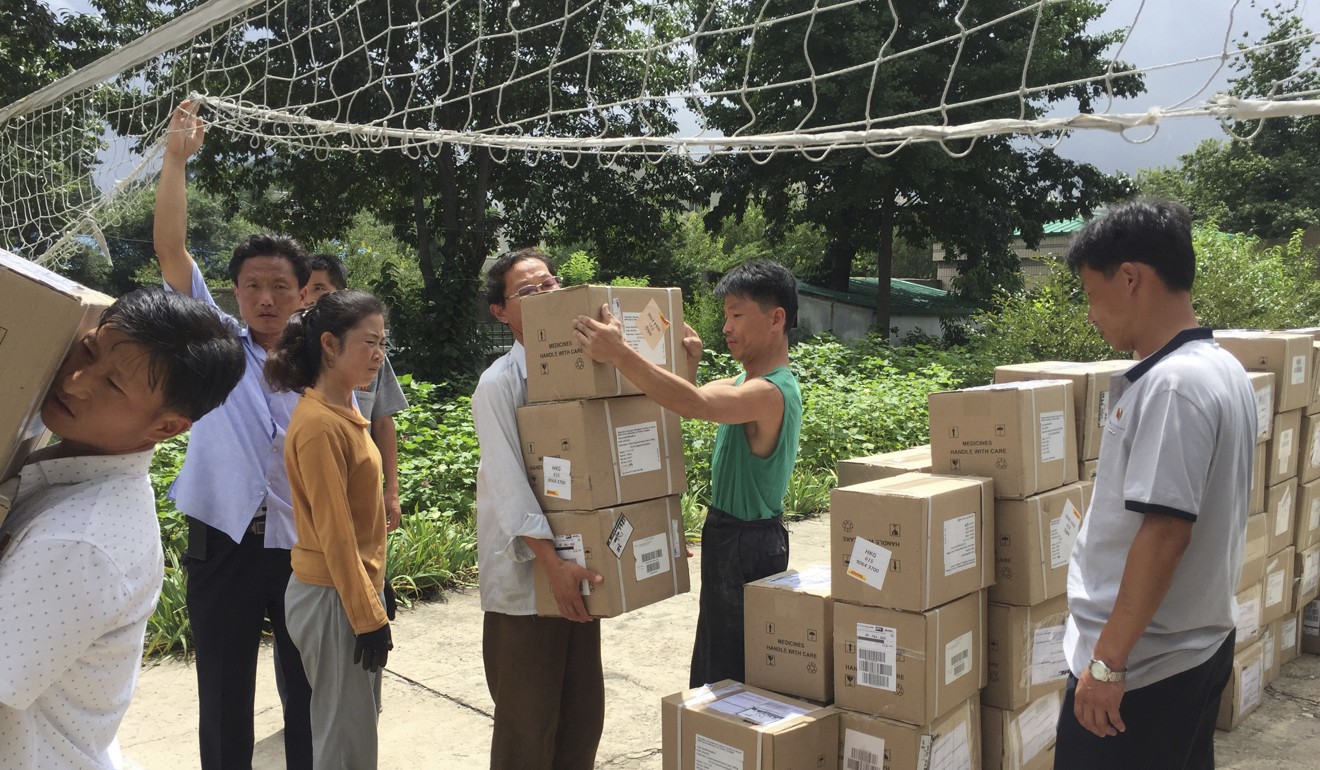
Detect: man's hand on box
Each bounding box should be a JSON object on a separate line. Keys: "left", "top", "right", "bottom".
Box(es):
{"left": 573, "top": 304, "right": 629, "bottom": 365}
{"left": 550, "top": 558, "right": 602, "bottom": 623}
{"left": 681, "top": 322, "right": 703, "bottom": 380}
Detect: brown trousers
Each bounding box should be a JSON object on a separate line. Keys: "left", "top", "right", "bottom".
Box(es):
{"left": 483, "top": 612, "right": 604, "bottom": 770}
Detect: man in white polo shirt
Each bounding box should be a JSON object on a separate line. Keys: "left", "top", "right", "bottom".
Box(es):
{"left": 1056, "top": 200, "right": 1256, "bottom": 769}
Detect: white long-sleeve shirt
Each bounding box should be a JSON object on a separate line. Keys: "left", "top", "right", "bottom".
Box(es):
{"left": 473, "top": 342, "right": 554, "bottom": 615}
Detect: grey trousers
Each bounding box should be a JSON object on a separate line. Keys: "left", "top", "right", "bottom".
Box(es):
{"left": 285, "top": 576, "right": 383, "bottom": 770}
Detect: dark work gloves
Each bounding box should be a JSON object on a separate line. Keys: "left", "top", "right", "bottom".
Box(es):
{"left": 354, "top": 623, "right": 393, "bottom": 672}
{"left": 384, "top": 581, "right": 397, "bottom": 621}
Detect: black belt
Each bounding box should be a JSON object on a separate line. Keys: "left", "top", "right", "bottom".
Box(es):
{"left": 248, "top": 505, "right": 268, "bottom": 535}
{"left": 705, "top": 506, "right": 782, "bottom": 529}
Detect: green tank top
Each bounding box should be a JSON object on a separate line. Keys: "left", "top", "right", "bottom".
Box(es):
{"left": 710, "top": 366, "right": 803, "bottom": 521}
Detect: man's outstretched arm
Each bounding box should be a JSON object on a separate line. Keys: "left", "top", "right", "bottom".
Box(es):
{"left": 154, "top": 100, "right": 204, "bottom": 294}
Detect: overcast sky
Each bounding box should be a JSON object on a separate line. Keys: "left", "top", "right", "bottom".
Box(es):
{"left": 36, "top": 0, "right": 1319, "bottom": 176}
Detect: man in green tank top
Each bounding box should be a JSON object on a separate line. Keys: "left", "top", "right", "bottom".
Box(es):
{"left": 575, "top": 261, "right": 802, "bottom": 687}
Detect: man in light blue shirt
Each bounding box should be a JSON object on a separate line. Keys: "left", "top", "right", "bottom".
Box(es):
{"left": 155, "top": 100, "right": 314, "bottom": 770}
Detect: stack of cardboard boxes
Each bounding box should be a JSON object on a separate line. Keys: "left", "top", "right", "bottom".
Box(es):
{"left": 0, "top": 249, "right": 115, "bottom": 495}
{"left": 1215, "top": 331, "right": 1315, "bottom": 729}
{"left": 516, "top": 285, "right": 692, "bottom": 618}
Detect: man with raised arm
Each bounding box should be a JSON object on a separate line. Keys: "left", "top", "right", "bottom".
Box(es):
{"left": 154, "top": 100, "right": 314, "bottom": 770}
{"left": 574, "top": 260, "right": 802, "bottom": 687}
{"left": 474, "top": 248, "right": 607, "bottom": 770}
{"left": 1055, "top": 200, "right": 1255, "bottom": 769}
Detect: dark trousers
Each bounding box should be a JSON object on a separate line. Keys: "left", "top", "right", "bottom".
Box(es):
{"left": 483, "top": 612, "right": 604, "bottom": 770}
{"left": 184, "top": 517, "right": 313, "bottom": 770}
{"left": 689, "top": 508, "right": 790, "bottom": 688}
{"left": 1054, "top": 630, "right": 1235, "bottom": 770}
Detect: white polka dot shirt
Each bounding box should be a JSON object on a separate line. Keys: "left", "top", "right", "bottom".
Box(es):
{"left": 0, "top": 449, "right": 163, "bottom": 770}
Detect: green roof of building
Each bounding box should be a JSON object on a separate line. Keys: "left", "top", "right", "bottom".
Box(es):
{"left": 797, "top": 278, "right": 977, "bottom": 316}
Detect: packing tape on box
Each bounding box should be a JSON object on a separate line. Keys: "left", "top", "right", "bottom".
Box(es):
{"left": 660, "top": 406, "right": 676, "bottom": 498}
{"left": 1030, "top": 387, "right": 1040, "bottom": 494}
{"left": 603, "top": 400, "right": 624, "bottom": 504}
{"left": 1035, "top": 499, "right": 1050, "bottom": 597}
{"left": 923, "top": 495, "right": 932, "bottom": 608}
{"left": 1017, "top": 609, "right": 1069, "bottom": 692}
{"left": 667, "top": 496, "right": 680, "bottom": 596}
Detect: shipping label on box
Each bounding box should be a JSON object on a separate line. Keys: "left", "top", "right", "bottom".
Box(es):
{"left": 533, "top": 496, "right": 690, "bottom": 618}
{"left": 837, "top": 696, "right": 980, "bottom": 770}
{"left": 660, "top": 680, "right": 839, "bottom": 770}
{"left": 521, "top": 284, "right": 686, "bottom": 404}
{"left": 993, "top": 359, "right": 1132, "bottom": 461}
{"left": 1262, "top": 546, "right": 1295, "bottom": 626}
{"left": 834, "top": 591, "right": 986, "bottom": 725}
{"left": 1215, "top": 331, "right": 1314, "bottom": 413}
{"left": 1238, "top": 513, "right": 1267, "bottom": 594}
{"left": 1216, "top": 641, "right": 1264, "bottom": 732}
{"left": 1267, "top": 478, "right": 1299, "bottom": 556}
{"left": 0, "top": 249, "right": 115, "bottom": 481}
{"left": 929, "top": 380, "right": 1077, "bottom": 499}
{"left": 984, "top": 595, "right": 1070, "bottom": 711}
{"left": 830, "top": 473, "right": 994, "bottom": 612}
{"left": 1280, "top": 611, "right": 1302, "bottom": 665}
{"left": 517, "top": 395, "right": 686, "bottom": 511}
{"left": 982, "top": 692, "right": 1061, "bottom": 770}
{"left": 1251, "top": 442, "right": 1267, "bottom": 515}
{"left": 1234, "top": 582, "right": 1263, "bottom": 653}
{"left": 837, "top": 445, "right": 933, "bottom": 489}
{"left": 990, "top": 483, "right": 1088, "bottom": 607}
{"left": 1294, "top": 544, "right": 1320, "bottom": 611}
{"left": 1295, "top": 481, "right": 1320, "bottom": 551}
{"left": 1263, "top": 621, "right": 1281, "bottom": 687}
{"left": 744, "top": 565, "right": 835, "bottom": 704}
{"left": 1268, "top": 409, "right": 1303, "bottom": 487}
{"left": 1301, "top": 414, "right": 1320, "bottom": 485}
{"left": 1248, "top": 372, "right": 1276, "bottom": 445}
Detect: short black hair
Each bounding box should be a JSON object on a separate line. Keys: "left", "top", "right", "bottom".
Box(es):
{"left": 715, "top": 260, "right": 798, "bottom": 330}
{"left": 484, "top": 247, "right": 557, "bottom": 306}
{"left": 98, "top": 289, "right": 244, "bottom": 421}
{"left": 265, "top": 290, "right": 386, "bottom": 392}
{"left": 310, "top": 253, "right": 348, "bottom": 291}
{"left": 227, "top": 234, "right": 312, "bottom": 288}
{"left": 1065, "top": 200, "right": 1196, "bottom": 292}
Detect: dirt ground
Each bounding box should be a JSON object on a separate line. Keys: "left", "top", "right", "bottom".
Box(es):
{"left": 117, "top": 514, "right": 1320, "bottom": 769}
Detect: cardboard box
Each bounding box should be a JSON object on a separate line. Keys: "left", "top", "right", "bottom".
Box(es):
{"left": 1294, "top": 543, "right": 1320, "bottom": 611}
{"left": 1215, "top": 331, "right": 1314, "bottom": 413}
{"left": 1251, "top": 442, "right": 1267, "bottom": 515}
{"left": 983, "top": 595, "right": 1070, "bottom": 711}
{"left": 1078, "top": 460, "right": 1098, "bottom": 483}
{"left": 1297, "top": 480, "right": 1320, "bottom": 551}
{"left": 981, "top": 692, "right": 1060, "bottom": 770}
{"left": 0, "top": 249, "right": 115, "bottom": 481}
{"left": 1268, "top": 409, "right": 1303, "bottom": 486}
{"left": 834, "top": 591, "right": 987, "bottom": 725}
{"left": 1262, "top": 621, "right": 1281, "bottom": 686}
{"left": 1234, "top": 582, "right": 1263, "bottom": 653}
{"left": 992, "top": 360, "right": 1132, "bottom": 461}
{"left": 1300, "top": 414, "right": 1320, "bottom": 484}
{"left": 1248, "top": 372, "right": 1276, "bottom": 444}
{"left": 929, "top": 381, "right": 1078, "bottom": 500}
{"left": 1312, "top": 341, "right": 1320, "bottom": 415}
{"left": 660, "top": 680, "right": 838, "bottom": 770}
{"left": 1237, "top": 513, "right": 1267, "bottom": 594}
{"left": 521, "top": 284, "right": 687, "bottom": 404}
{"left": 1268, "top": 479, "right": 1299, "bottom": 556}
{"left": 1304, "top": 600, "right": 1320, "bottom": 655}
{"left": 1262, "top": 546, "right": 1295, "bottom": 626}
{"left": 1280, "top": 611, "right": 1302, "bottom": 665}
{"left": 989, "top": 483, "right": 1088, "bottom": 607}
{"left": 1216, "top": 641, "right": 1264, "bottom": 732}
{"left": 533, "top": 496, "right": 690, "bottom": 618}
{"left": 837, "top": 445, "right": 932, "bottom": 488}
{"left": 831, "top": 473, "right": 994, "bottom": 612}
{"left": 838, "top": 697, "right": 981, "bottom": 770}
{"left": 744, "top": 565, "right": 834, "bottom": 703}
{"left": 517, "top": 395, "right": 686, "bottom": 511}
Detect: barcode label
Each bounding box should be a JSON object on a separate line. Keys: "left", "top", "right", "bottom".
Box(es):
{"left": 945, "top": 631, "right": 974, "bottom": 685}
{"left": 843, "top": 729, "right": 886, "bottom": 770}
{"left": 950, "top": 649, "right": 969, "bottom": 678}
{"left": 856, "top": 623, "right": 898, "bottom": 692}
{"left": 632, "top": 533, "right": 670, "bottom": 581}
{"left": 846, "top": 747, "right": 881, "bottom": 770}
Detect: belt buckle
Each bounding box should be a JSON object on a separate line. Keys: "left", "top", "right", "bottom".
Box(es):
{"left": 250, "top": 519, "right": 266, "bottom": 535}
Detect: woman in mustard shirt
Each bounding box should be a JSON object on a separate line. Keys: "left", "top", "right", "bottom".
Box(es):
{"left": 265, "top": 290, "right": 391, "bottom": 770}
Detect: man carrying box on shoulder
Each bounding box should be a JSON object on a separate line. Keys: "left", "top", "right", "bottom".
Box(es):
{"left": 473, "top": 248, "right": 605, "bottom": 770}
{"left": 0, "top": 288, "right": 243, "bottom": 769}
{"left": 574, "top": 260, "right": 802, "bottom": 687}
{"left": 1056, "top": 200, "right": 1256, "bottom": 769}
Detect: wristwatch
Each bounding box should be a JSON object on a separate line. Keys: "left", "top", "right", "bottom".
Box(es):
{"left": 1088, "top": 658, "right": 1127, "bottom": 683}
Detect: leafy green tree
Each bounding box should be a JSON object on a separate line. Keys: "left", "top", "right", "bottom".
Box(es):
{"left": 692, "top": 0, "right": 1141, "bottom": 331}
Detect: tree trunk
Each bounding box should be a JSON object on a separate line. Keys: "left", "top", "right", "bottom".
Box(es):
{"left": 874, "top": 177, "right": 896, "bottom": 339}
{"left": 411, "top": 157, "right": 438, "bottom": 297}
{"left": 824, "top": 207, "right": 857, "bottom": 291}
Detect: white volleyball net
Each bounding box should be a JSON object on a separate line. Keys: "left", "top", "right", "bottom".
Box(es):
{"left": 2, "top": 0, "right": 1318, "bottom": 263}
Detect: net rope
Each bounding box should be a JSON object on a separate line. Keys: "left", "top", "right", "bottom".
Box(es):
{"left": 2, "top": 0, "right": 1318, "bottom": 263}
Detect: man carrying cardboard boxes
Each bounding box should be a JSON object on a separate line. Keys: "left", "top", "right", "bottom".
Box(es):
{"left": 473, "top": 248, "right": 609, "bottom": 770}
{"left": 1056, "top": 200, "right": 1256, "bottom": 769}
{"left": 574, "top": 260, "right": 802, "bottom": 688}
{"left": 0, "top": 287, "right": 244, "bottom": 769}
